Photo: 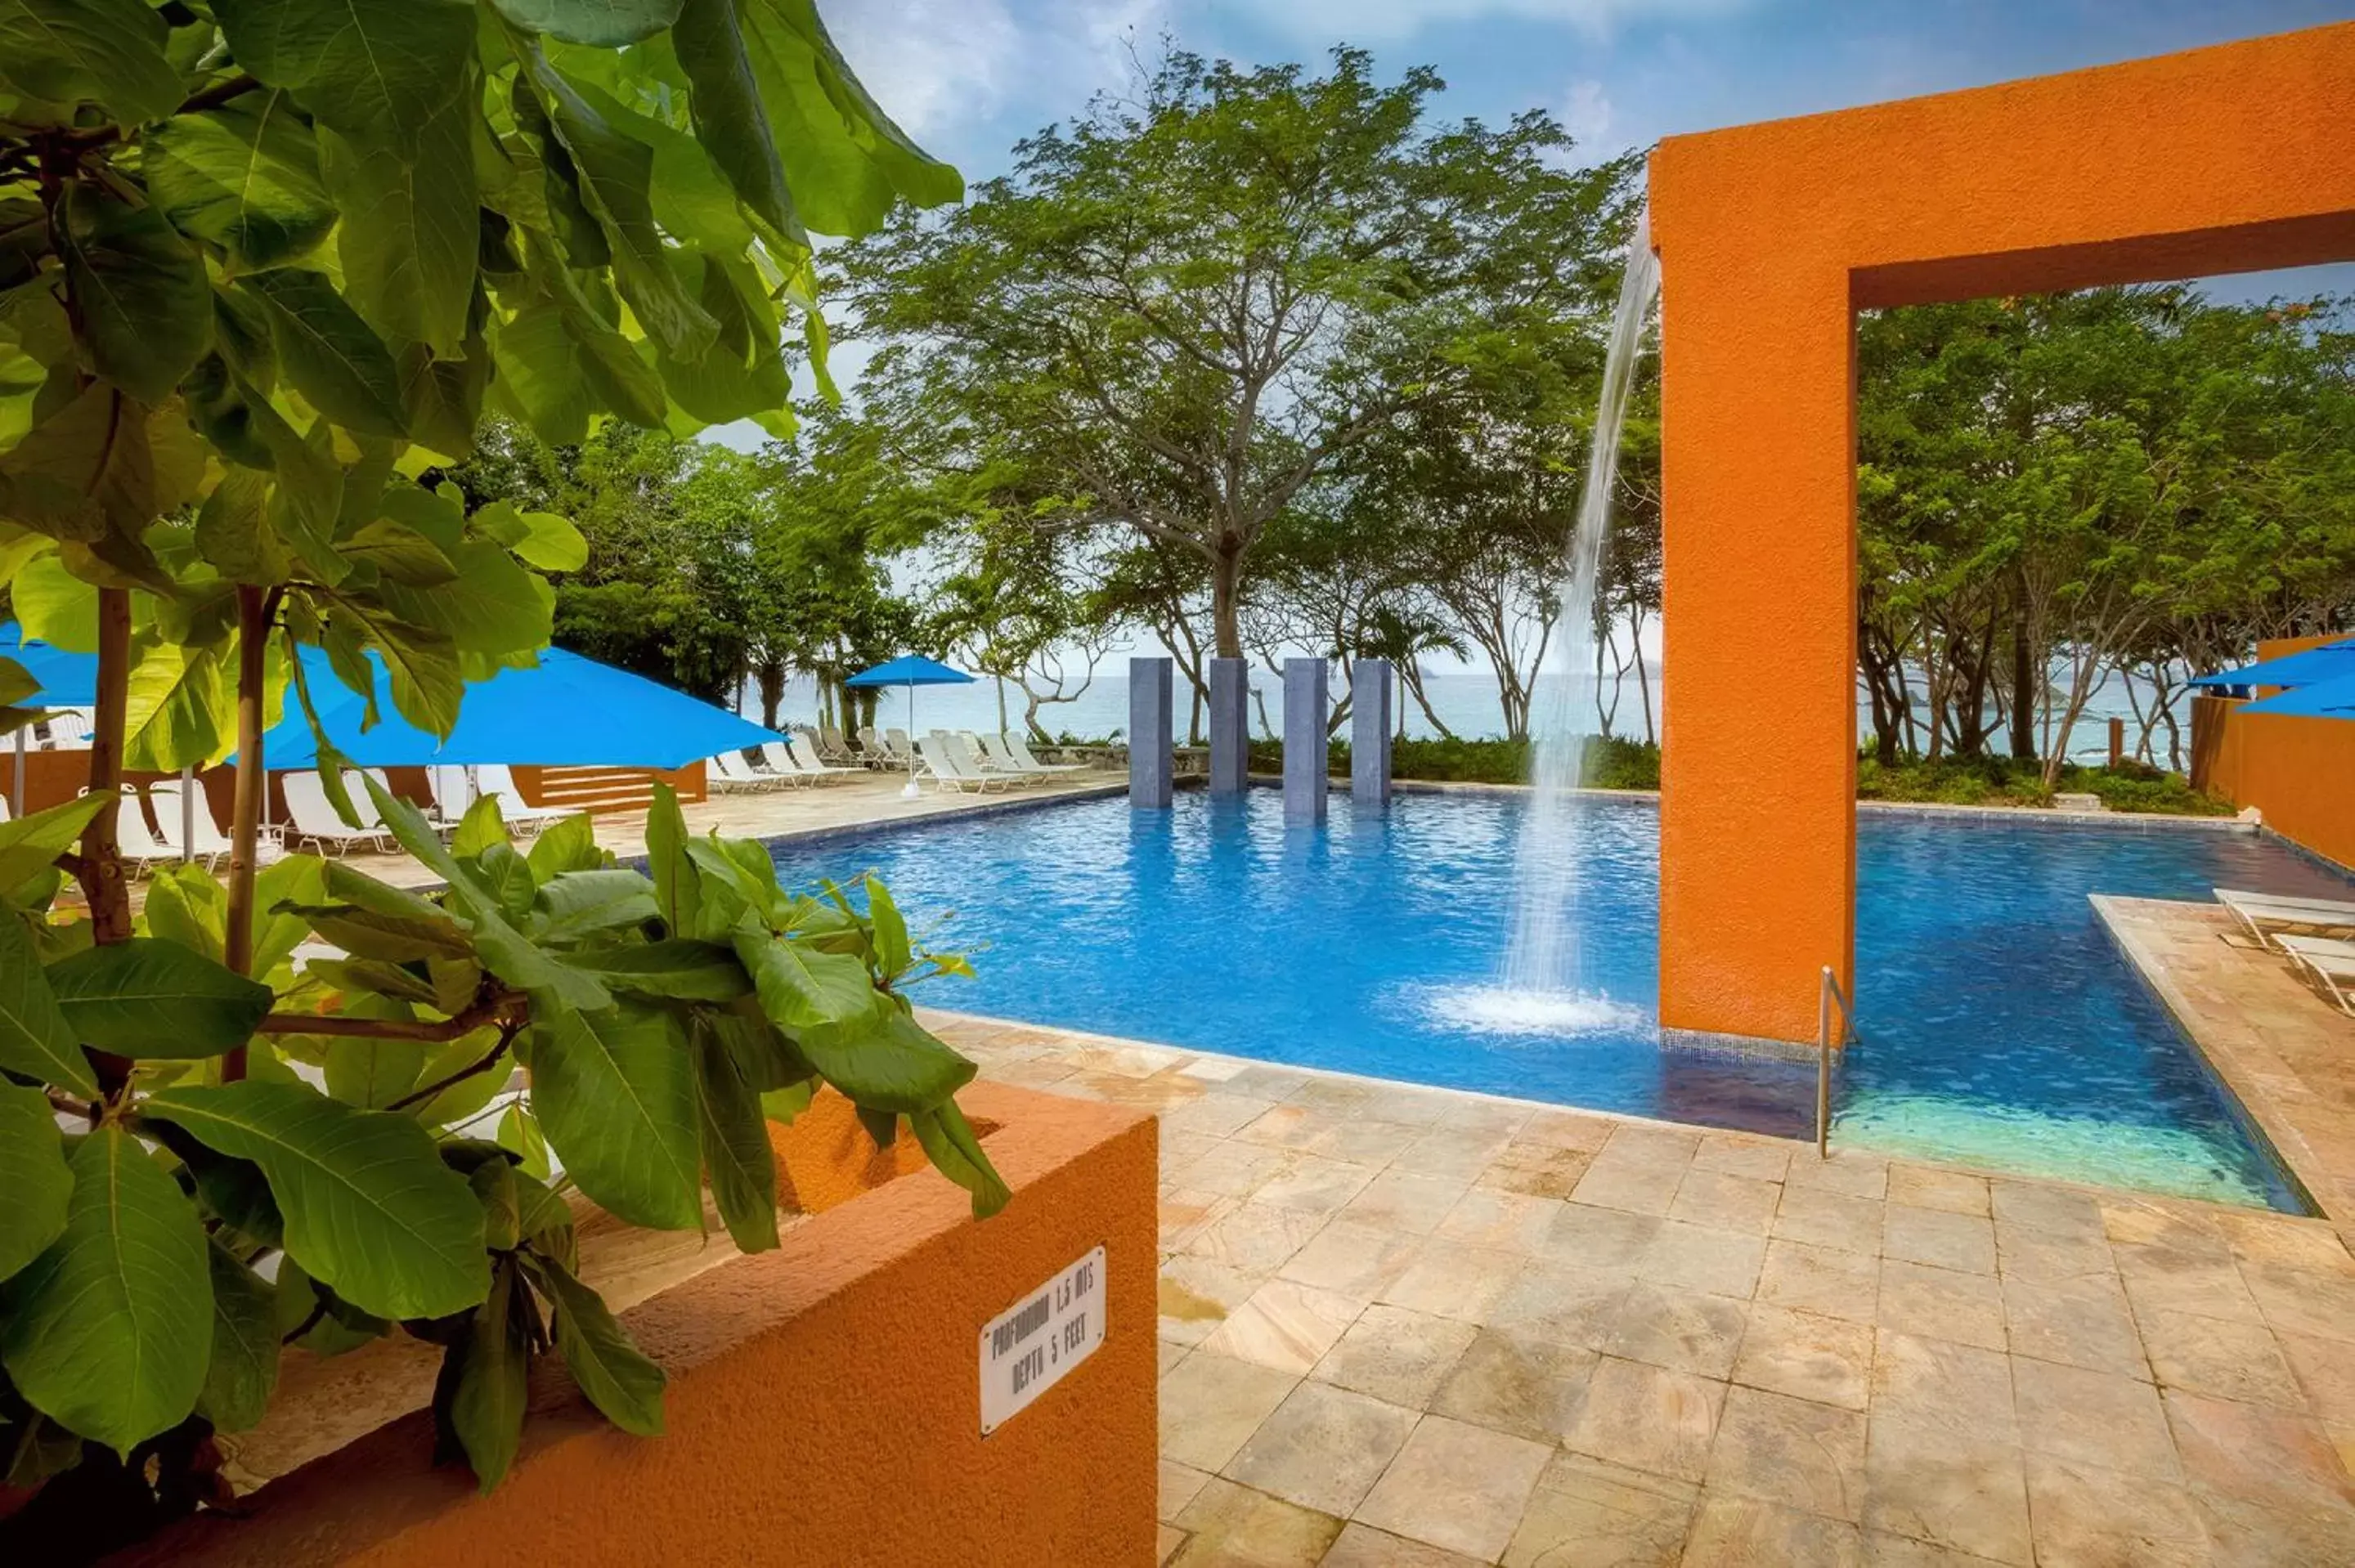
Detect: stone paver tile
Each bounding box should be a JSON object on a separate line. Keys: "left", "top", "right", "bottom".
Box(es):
{"left": 1785, "top": 1150, "right": 1889, "bottom": 1201}
{"left": 1572, "top": 1158, "right": 1683, "bottom": 1217}
{"left": 1861, "top": 1530, "right": 2012, "bottom": 1566}
{"left": 1761, "top": 1237, "right": 1879, "bottom": 1324}
{"left": 1227, "top": 1064, "right": 1313, "bottom": 1102}
{"left": 1994, "top": 1223, "right": 2115, "bottom": 1287}
{"left": 1693, "top": 1131, "right": 1795, "bottom": 1183}
{"left": 1355, "top": 1413, "right": 1554, "bottom": 1563}
{"left": 1163, "top": 1092, "right": 1282, "bottom": 1140}
{"left": 1884, "top": 1204, "right": 1998, "bottom": 1275}
{"left": 1162, "top": 1188, "right": 1240, "bottom": 1252}
{"left": 1159, "top": 1350, "right": 1301, "bottom": 1470}
{"left": 1392, "top": 1128, "right": 1514, "bottom": 1182}
{"left": 2214, "top": 1212, "right": 2355, "bottom": 1272}
{"left": 1278, "top": 1220, "right": 1420, "bottom": 1297}
{"left": 1861, "top": 1411, "right": 2033, "bottom": 1566}
{"left": 1877, "top": 1259, "right": 2007, "bottom": 1352}
{"left": 1434, "top": 1188, "right": 1564, "bottom": 1254}
{"left": 1186, "top": 1203, "right": 1332, "bottom": 1275}
{"left": 1987, "top": 1181, "right": 2105, "bottom": 1242}
{"left": 1311, "top": 1304, "right": 1479, "bottom": 1409}
{"left": 2022, "top": 1453, "right": 2210, "bottom": 1568}
{"left": 1434, "top": 1097, "right": 1532, "bottom": 1142}
{"left": 1889, "top": 1166, "right": 1991, "bottom": 1218}
{"left": 1870, "top": 1331, "right": 2019, "bottom": 1445}
{"left": 1429, "top": 1327, "right": 1598, "bottom": 1445}
{"left": 2139, "top": 1308, "right": 2307, "bottom": 1409}
{"left": 2098, "top": 1201, "right": 2228, "bottom": 1257}
{"left": 1318, "top": 1118, "right": 1435, "bottom": 1168}
{"left": 2012, "top": 1358, "right": 2178, "bottom": 1481}
{"left": 1290, "top": 1077, "right": 1374, "bottom": 1115}
{"left": 1601, "top": 1281, "right": 1749, "bottom": 1379}
{"left": 2164, "top": 1387, "right": 2355, "bottom": 1521}
{"left": 1684, "top": 1494, "right": 1864, "bottom": 1565}
{"left": 1200, "top": 1279, "right": 1365, "bottom": 1376}
{"left": 1601, "top": 1123, "right": 1701, "bottom": 1170}
{"left": 1162, "top": 1338, "right": 1193, "bottom": 1377}
{"left": 1161, "top": 1254, "right": 1269, "bottom": 1346}
{"left": 1541, "top": 1202, "right": 1662, "bottom": 1270}
{"left": 1236, "top": 1103, "right": 1334, "bottom": 1150}
{"left": 1169, "top": 1476, "right": 1344, "bottom": 1568}
{"left": 2114, "top": 1240, "right": 2263, "bottom": 1324}
{"left": 1636, "top": 1220, "right": 1767, "bottom": 1299}
{"left": 1999, "top": 1275, "right": 2146, "bottom": 1380}
{"left": 1501, "top": 1452, "right": 1696, "bottom": 1568}
{"left": 1517, "top": 1107, "right": 1618, "bottom": 1154}
{"left": 1488, "top": 1260, "right": 1634, "bottom": 1350}
{"left": 1161, "top": 1459, "right": 1213, "bottom": 1522}
{"left": 1254, "top": 1155, "right": 1382, "bottom": 1218}
{"left": 1158, "top": 1521, "right": 1185, "bottom": 1565}
{"left": 1222, "top": 1381, "right": 1419, "bottom": 1517}
{"left": 2280, "top": 1327, "right": 2355, "bottom": 1423}
{"left": 1733, "top": 1302, "right": 1873, "bottom": 1409}
{"left": 1319, "top": 1521, "right": 1487, "bottom": 1568}
{"left": 1379, "top": 1240, "right": 1525, "bottom": 1324}
{"left": 1705, "top": 1383, "right": 1867, "bottom": 1521}
{"left": 1163, "top": 1131, "right": 1223, "bottom": 1174}
{"left": 1559, "top": 1355, "right": 1728, "bottom": 1483}
{"left": 1340, "top": 1170, "right": 1477, "bottom": 1236}
{"left": 2241, "top": 1257, "right": 2355, "bottom": 1346}
{"left": 1351, "top": 1085, "right": 1459, "bottom": 1130}
{"left": 1172, "top": 1140, "right": 1295, "bottom": 1200}
{"left": 2189, "top": 1486, "right": 2355, "bottom": 1568}
{"left": 1774, "top": 1185, "right": 1886, "bottom": 1256}
{"left": 1668, "top": 1170, "right": 1781, "bottom": 1235}
{"left": 1478, "top": 1140, "right": 1595, "bottom": 1200}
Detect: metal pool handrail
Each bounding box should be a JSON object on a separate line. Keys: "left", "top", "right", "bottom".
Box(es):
{"left": 1816, "top": 965, "right": 1858, "bottom": 1158}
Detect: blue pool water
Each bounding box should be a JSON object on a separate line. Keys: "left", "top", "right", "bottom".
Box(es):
{"left": 771, "top": 791, "right": 2351, "bottom": 1210}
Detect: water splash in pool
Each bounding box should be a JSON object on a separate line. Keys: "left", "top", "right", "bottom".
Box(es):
{"left": 1502, "top": 204, "right": 1662, "bottom": 1001}
{"left": 1411, "top": 983, "right": 1648, "bottom": 1039}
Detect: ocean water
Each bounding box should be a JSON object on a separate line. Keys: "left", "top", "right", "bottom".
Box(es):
{"left": 769, "top": 790, "right": 2348, "bottom": 1210}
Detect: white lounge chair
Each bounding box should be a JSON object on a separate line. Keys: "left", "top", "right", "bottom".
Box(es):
{"left": 147, "top": 782, "right": 236, "bottom": 871}
{"left": 751, "top": 741, "right": 819, "bottom": 787}
{"left": 1004, "top": 733, "right": 1088, "bottom": 775}
{"left": 883, "top": 728, "right": 917, "bottom": 765}
{"left": 959, "top": 731, "right": 1043, "bottom": 784}
{"left": 473, "top": 764, "right": 578, "bottom": 837}
{"left": 110, "top": 787, "right": 175, "bottom": 877}
{"left": 282, "top": 771, "right": 397, "bottom": 857}
{"left": 2278, "top": 934, "right": 2355, "bottom": 1017}
{"left": 424, "top": 764, "right": 473, "bottom": 831}
{"left": 780, "top": 736, "right": 861, "bottom": 782}
{"left": 858, "top": 724, "right": 888, "bottom": 768}
{"left": 2215, "top": 889, "right": 2355, "bottom": 950}
{"left": 915, "top": 733, "right": 1011, "bottom": 794}
{"left": 814, "top": 724, "right": 859, "bottom": 765}
{"left": 709, "top": 749, "right": 783, "bottom": 793}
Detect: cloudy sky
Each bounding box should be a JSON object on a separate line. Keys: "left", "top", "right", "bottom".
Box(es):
{"left": 822, "top": 0, "right": 2353, "bottom": 301}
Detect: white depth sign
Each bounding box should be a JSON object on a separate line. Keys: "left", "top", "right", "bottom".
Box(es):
{"left": 979, "top": 1245, "right": 1106, "bottom": 1436}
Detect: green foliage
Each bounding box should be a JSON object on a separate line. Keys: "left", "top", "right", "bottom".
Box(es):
{"left": 1854, "top": 755, "right": 2234, "bottom": 816}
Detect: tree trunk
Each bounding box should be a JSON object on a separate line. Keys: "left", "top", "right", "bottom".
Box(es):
{"left": 221, "top": 586, "right": 273, "bottom": 1082}
{"left": 1211, "top": 540, "right": 1243, "bottom": 659}
{"left": 78, "top": 587, "right": 137, "bottom": 1096}
{"left": 2008, "top": 609, "right": 2038, "bottom": 763}
{"left": 756, "top": 659, "right": 786, "bottom": 730}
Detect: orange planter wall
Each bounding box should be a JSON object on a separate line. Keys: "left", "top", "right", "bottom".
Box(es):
{"left": 1648, "top": 23, "right": 2355, "bottom": 1042}
{"left": 122, "top": 1082, "right": 1159, "bottom": 1568}
{"left": 2191, "top": 637, "right": 2355, "bottom": 876}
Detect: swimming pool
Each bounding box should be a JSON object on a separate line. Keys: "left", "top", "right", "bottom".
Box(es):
{"left": 771, "top": 790, "right": 2348, "bottom": 1211}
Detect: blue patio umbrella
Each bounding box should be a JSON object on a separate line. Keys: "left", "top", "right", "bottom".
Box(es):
{"left": 1, "top": 622, "right": 100, "bottom": 705}
{"left": 2189, "top": 638, "right": 2355, "bottom": 694}
{"left": 2239, "top": 670, "right": 2355, "bottom": 719}
{"left": 843, "top": 655, "right": 974, "bottom": 795}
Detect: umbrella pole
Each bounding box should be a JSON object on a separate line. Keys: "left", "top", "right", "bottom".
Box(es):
{"left": 181, "top": 764, "right": 195, "bottom": 865}
{"left": 901, "top": 684, "right": 921, "bottom": 799}
{"left": 11, "top": 726, "right": 23, "bottom": 819}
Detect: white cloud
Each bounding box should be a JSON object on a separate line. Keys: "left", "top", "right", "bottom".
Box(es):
{"left": 1558, "top": 76, "right": 1613, "bottom": 147}
{"left": 1238, "top": 0, "right": 1759, "bottom": 45}
{"left": 822, "top": 0, "right": 1169, "bottom": 141}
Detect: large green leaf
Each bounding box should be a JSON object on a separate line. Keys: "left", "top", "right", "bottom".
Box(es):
{"left": 731, "top": 930, "right": 879, "bottom": 1034}
{"left": 692, "top": 1020, "right": 776, "bottom": 1252}
{"left": 146, "top": 91, "right": 338, "bottom": 272}
{"left": 489, "top": 0, "right": 680, "bottom": 46}
{"left": 581, "top": 939, "right": 750, "bottom": 1002}
{"left": 0, "top": 1081, "right": 72, "bottom": 1283}
{"left": 669, "top": 0, "right": 805, "bottom": 249}
{"left": 120, "top": 642, "right": 229, "bottom": 773}
{"left": 141, "top": 1081, "right": 490, "bottom": 1320}
{"left": 213, "top": 0, "right": 474, "bottom": 146}
{"left": 323, "top": 1035, "right": 426, "bottom": 1109}
{"left": 472, "top": 499, "right": 588, "bottom": 572}
{"left": 0, "top": 1125, "right": 211, "bottom": 1456}
{"left": 521, "top": 1253, "right": 666, "bottom": 1435}
{"left": 0, "top": 384, "right": 204, "bottom": 544}
{"left": 321, "top": 94, "right": 479, "bottom": 357}
{"left": 792, "top": 1001, "right": 977, "bottom": 1116}
{"left": 45, "top": 938, "right": 273, "bottom": 1058}
{"left": 0, "top": 911, "right": 96, "bottom": 1095}
{"left": 533, "top": 869, "right": 657, "bottom": 942}
{"left": 441, "top": 1255, "right": 527, "bottom": 1492}
{"left": 194, "top": 466, "right": 293, "bottom": 585}
{"left": 242, "top": 270, "right": 408, "bottom": 437}
{"left": 644, "top": 782, "right": 700, "bottom": 933}
{"left": 58, "top": 183, "right": 212, "bottom": 405}
{"left": 529, "top": 1003, "right": 699, "bottom": 1230}
{"left": 908, "top": 1099, "right": 1011, "bottom": 1220}
{"left": 0, "top": 794, "right": 105, "bottom": 891}
{"left": 374, "top": 540, "right": 554, "bottom": 658}
{"left": 198, "top": 1239, "right": 280, "bottom": 1432}
{"left": 0, "top": 0, "right": 184, "bottom": 127}
{"left": 486, "top": 300, "right": 594, "bottom": 444}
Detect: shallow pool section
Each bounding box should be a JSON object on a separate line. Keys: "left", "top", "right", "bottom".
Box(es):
{"left": 772, "top": 791, "right": 2346, "bottom": 1210}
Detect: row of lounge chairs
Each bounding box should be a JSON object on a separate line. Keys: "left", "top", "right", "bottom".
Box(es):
{"left": 708, "top": 736, "right": 867, "bottom": 793}
{"left": 914, "top": 730, "right": 1086, "bottom": 793}
{"left": 2217, "top": 888, "right": 2355, "bottom": 1015}
{"left": 707, "top": 728, "right": 1092, "bottom": 795}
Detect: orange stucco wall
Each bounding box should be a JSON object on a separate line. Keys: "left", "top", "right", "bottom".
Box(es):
{"left": 1648, "top": 23, "right": 2355, "bottom": 1042}
{"left": 2191, "top": 635, "right": 2355, "bottom": 875}
{"left": 121, "top": 1082, "right": 1159, "bottom": 1567}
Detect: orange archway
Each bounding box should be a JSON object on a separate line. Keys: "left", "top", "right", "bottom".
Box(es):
{"left": 1646, "top": 23, "right": 2355, "bottom": 1044}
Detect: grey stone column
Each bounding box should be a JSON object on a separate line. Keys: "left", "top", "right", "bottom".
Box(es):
{"left": 1128, "top": 656, "right": 1173, "bottom": 809}
{"left": 1351, "top": 660, "right": 1393, "bottom": 808}
{"left": 1282, "top": 657, "right": 1328, "bottom": 826}
{"left": 1208, "top": 656, "right": 1249, "bottom": 796}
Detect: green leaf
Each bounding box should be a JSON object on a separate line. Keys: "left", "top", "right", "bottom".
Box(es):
{"left": 141, "top": 1081, "right": 491, "bottom": 1319}
{"left": 339, "top": 518, "right": 459, "bottom": 585}
{"left": 532, "top": 868, "right": 657, "bottom": 941}
{"left": 451, "top": 792, "right": 509, "bottom": 858}
{"left": 0, "top": 0, "right": 184, "bottom": 127}
{"left": 495, "top": 1102, "right": 550, "bottom": 1181}
{"left": 692, "top": 1019, "right": 776, "bottom": 1252}
{"left": 644, "top": 782, "right": 701, "bottom": 934}
{"left": 864, "top": 876, "right": 912, "bottom": 978}
{"left": 0, "top": 1081, "right": 71, "bottom": 1283}
{"left": 59, "top": 182, "right": 212, "bottom": 405}
{"left": 323, "top": 1034, "right": 426, "bottom": 1109}
{"left": 405, "top": 1031, "right": 512, "bottom": 1127}
{"left": 521, "top": 1253, "right": 666, "bottom": 1435}
{"left": 486, "top": 299, "right": 594, "bottom": 444}
{"left": 121, "top": 643, "right": 229, "bottom": 773}
{"left": 794, "top": 1002, "right": 977, "bottom": 1116}
{"left": 0, "top": 1125, "right": 211, "bottom": 1457}
{"left": 759, "top": 1077, "right": 814, "bottom": 1126}
{"left": 489, "top": 0, "right": 680, "bottom": 46}
{"left": 198, "top": 1238, "right": 280, "bottom": 1433}
{"left": 400, "top": 337, "right": 490, "bottom": 459}
{"left": 441, "top": 1256, "right": 527, "bottom": 1492}
{"left": 908, "top": 1099, "right": 1011, "bottom": 1220}
{"left": 242, "top": 270, "right": 408, "bottom": 437}
{"left": 45, "top": 937, "right": 274, "bottom": 1058}
{"left": 0, "top": 911, "right": 96, "bottom": 1095}
{"left": 195, "top": 466, "right": 292, "bottom": 585}
{"left": 321, "top": 96, "right": 479, "bottom": 356}
{"left": 374, "top": 540, "right": 555, "bottom": 657}
{"left": 214, "top": 0, "right": 474, "bottom": 147}
{"left": 470, "top": 1158, "right": 520, "bottom": 1252}
{"left": 475, "top": 843, "right": 538, "bottom": 923}
{"left": 580, "top": 939, "right": 750, "bottom": 1002}
{"left": 732, "top": 930, "right": 880, "bottom": 1035}
{"left": 0, "top": 383, "right": 204, "bottom": 544}
{"left": 146, "top": 90, "right": 339, "bottom": 272}
{"left": 141, "top": 863, "right": 227, "bottom": 961}
{"left": 474, "top": 500, "right": 589, "bottom": 572}
{"left": 529, "top": 1003, "right": 699, "bottom": 1230}
{"left": 524, "top": 810, "right": 603, "bottom": 879}
{"left": 667, "top": 0, "right": 805, "bottom": 249}
{"left": 0, "top": 794, "right": 105, "bottom": 890}
{"left": 277, "top": 901, "right": 473, "bottom": 964}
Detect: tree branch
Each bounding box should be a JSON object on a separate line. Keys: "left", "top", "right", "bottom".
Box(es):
{"left": 384, "top": 1024, "right": 519, "bottom": 1113}
{"left": 256, "top": 992, "right": 523, "bottom": 1045}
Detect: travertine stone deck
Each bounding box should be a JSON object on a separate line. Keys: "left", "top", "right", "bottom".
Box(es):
{"left": 2097, "top": 895, "right": 2355, "bottom": 1230}
{"left": 922, "top": 1010, "right": 2355, "bottom": 1567}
